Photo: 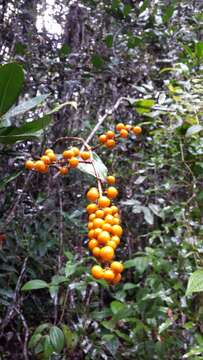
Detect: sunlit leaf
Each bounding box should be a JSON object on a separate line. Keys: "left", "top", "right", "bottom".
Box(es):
{"left": 22, "top": 279, "right": 49, "bottom": 291}
{"left": 186, "top": 269, "right": 203, "bottom": 296}
{"left": 78, "top": 152, "right": 107, "bottom": 181}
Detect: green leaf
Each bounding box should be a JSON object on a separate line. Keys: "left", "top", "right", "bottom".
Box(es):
{"left": 91, "top": 54, "right": 104, "bottom": 69}
{"left": 62, "top": 324, "right": 78, "bottom": 351}
{"left": 22, "top": 279, "right": 49, "bottom": 291}
{"left": 3, "top": 94, "right": 49, "bottom": 120}
{"left": 48, "top": 100, "right": 77, "bottom": 114}
{"left": 162, "top": 4, "right": 175, "bottom": 24}
{"left": 185, "top": 125, "right": 203, "bottom": 137}
{"left": 135, "top": 99, "right": 155, "bottom": 114}
{"left": 49, "top": 326, "right": 64, "bottom": 353}
{"left": 110, "top": 301, "right": 124, "bottom": 314}
{"left": 78, "top": 152, "right": 107, "bottom": 181}
{"left": 123, "top": 4, "right": 132, "bottom": 17}
{"left": 0, "top": 171, "right": 22, "bottom": 190}
{"left": 104, "top": 34, "right": 113, "bottom": 48}
{"left": 59, "top": 44, "right": 71, "bottom": 58}
{"left": 0, "top": 63, "right": 24, "bottom": 117}
{"left": 124, "top": 256, "right": 150, "bottom": 273}
{"left": 28, "top": 334, "right": 42, "bottom": 349}
{"left": 158, "top": 319, "right": 173, "bottom": 334}
{"left": 65, "top": 262, "right": 77, "bottom": 277}
{"left": 195, "top": 41, "right": 203, "bottom": 60}
{"left": 104, "top": 334, "right": 119, "bottom": 356}
{"left": 186, "top": 269, "right": 203, "bottom": 296}
{"left": 44, "top": 335, "right": 54, "bottom": 358}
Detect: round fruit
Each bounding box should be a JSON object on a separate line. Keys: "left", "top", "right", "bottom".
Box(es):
{"left": 86, "top": 203, "right": 98, "bottom": 214}
{"left": 105, "top": 214, "right": 114, "bottom": 225}
{"left": 98, "top": 196, "right": 111, "bottom": 208}
{"left": 111, "top": 206, "right": 119, "bottom": 214}
{"left": 59, "top": 167, "right": 68, "bottom": 175}
{"left": 89, "top": 213, "right": 96, "bottom": 221}
{"left": 106, "top": 240, "right": 117, "bottom": 250}
{"left": 88, "top": 239, "right": 98, "bottom": 250}
{"left": 71, "top": 147, "right": 80, "bottom": 156}
{"left": 133, "top": 126, "right": 142, "bottom": 135}
{"left": 107, "top": 175, "right": 116, "bottom": 185}
{"left": 88, "top": 230, "right": 95, "bottom": 239}
{"left": 116, "top": 123, "right": 125, "bottom": 131}
{"left": 92, "top": 247, "right": 101, "bottom": 257}
{"left": 81, "top": 151, "right": 90, "bottom": 160}
{"left": 120, "top": 129, "right": 128, "bottom": 138}
{"left": 45, "top": 149, "right": 54, "bottom": 155}
{"left": 95, "top": 209, "right": 105, "bottom": 218}
{"left": 111, "top": 235, "right": 120, "bottom": 245}
{"left": 103, "top": 269, "right": 115, "bottom": 281}
{"left": 111, "top": 225, "right": 123, "bottom": 237}
{"left": 107, "top": 187, "right": 118, "bottom": 199}
{"left": 112, "top": 217, "right": 120, "bottom": 225}
{"left": 94, "top": 228, "right": 102, "bottom": 238}
{"left": 63, "top": 149, "right": 74, "bottom": 159}
{"left": 86, "top": 187, "right": 99, "bottom": 202}
{"left": 100, "top": 246, "right": 114, "bottom": 261}
{"left": 110, "top": 261, "right": 124, "bottom": 273}
{"left": 106, "top": 130, "right": 115, "bottom": 139}
{"left": 69, "top": 157, "right": 79, "bottom": 168}
{"left": 34, "top": 160, "right": 46, "bottom": 173}
{"left": 98, "top": 231, "right": 111, "bottom": 245}
{"left": 125, "top": 124, "right": 132, "bottom": 131}
{"left": 112, "top": 273, "right": 121, "bottom": 284}
{"left": 25, "top": 160, "right": 35, "bottom": 170}
{"left": 93, "top": 218, "right": 105, "bottom": 229}
{"left": 47, "top": 152, "right": 56, "bottom": 162}
{"left": 103, "top": 207, "right": 113, "bottom": 216}
{"left": 41, "top": 155, "right": 51, "bottom": 164}
{"left": 106, "top": 139, "right": 116, "bottom": 148}
{"left": 102, "top": 223, "right": 112, "bottom": 232}
{"left": 99, "top": 134, "right": 107, "bottom": 144}
{"left": 91, "top": 265, "right": 104, "bottom": 279}
{"left": 88, "top": 222, "right": 94, "bottom": 230}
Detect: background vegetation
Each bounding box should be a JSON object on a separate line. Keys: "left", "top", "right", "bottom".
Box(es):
{"left": 1, "top": 0, "right": 203, "bottom": 359}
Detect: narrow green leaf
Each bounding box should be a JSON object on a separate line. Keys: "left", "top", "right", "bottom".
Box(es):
{"left": 185, "top": 125, "right": 203, "bottom": 137}
{"left": 49, "top": 326, "right": 64, "bottom": 353}
{"left": 44, "top": 335, "right": 54, "bottom": 358}
{"left": 62, "top": 324, "right": 78, "bottom": 351}
{"left": 22, "top": 279, "right": 49, "bottom": 291}
{"left": 135, "top": 99, "right": 155, "bottom": 114}
{"left": 195, "top": 41, "right": 203, "bottom": 59}
{"left": 186, "top": 269, "right": 203, "bottom": 296}
{"left": 0, "top": 171, "right": 22, "bottom": 191}
{"left": 104, "top": 34, "right": 113, "bottom": 48}
{"left": 158, "top": 319, "right": 173, "bottom": 334}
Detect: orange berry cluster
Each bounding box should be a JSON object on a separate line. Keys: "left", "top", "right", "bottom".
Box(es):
{"left": 25, "top": 147, "right": 91, "bottom": 175}
{"left": 87, "top": 176, "right": 124, "bottom": 284}
{"left": 99, "top": 123, "right": 142, "bottom": 149}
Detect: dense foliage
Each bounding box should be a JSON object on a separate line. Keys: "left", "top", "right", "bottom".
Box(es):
{"left": 1, "top": 0, "right": 203, "bottom": 359}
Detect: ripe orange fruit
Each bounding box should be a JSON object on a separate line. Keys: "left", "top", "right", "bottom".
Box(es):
{"left": 93, "top": 218, "right": 105, "bottom": 229}
{"left": 95, "top": 209, "right": 105, "bottom": 218}
{"left": 106, "top": 240, "right": 117, "bottom": 250}
{"left": 88, "top": 230, "right": 95, "bottom": 239}
{"left": 100, "top": 246, "right": 114, "bottom": 261}
{"left": 86, "top": 203, "right": 98, "bottom": 214}
{"left": 86, "top": 187, "right": 99, "bottom": 202}
{"left": 88, "top": 239, "right": 98, "bottom": 250}
{"left": 71, "top": 147, "right": 80, "bottom": 156}
{"left": 63, "top": 149, "right": 74, "bottom": 159}
{"left": 116, "top": 123, "right": 125, "bottom": 131}
{"left": 110, "top": 261, "right": 124, "bottom": 273}
{"left": 59, "top": 167, "right": 68, "bottom": 175}
{"left": 47, "top": 152, "right": 56, "bottom": 162}
{"left": 25, "top": 160, "right": 35, "bottom": 170}
{"left": 103, "top": 269, "right": 115, "bottom": 281}
{"left": 41, "top": 155, "right": 51, "bottom": 164}
{"left": 94, "top": 228, "right": 102, "bottom": 238}
{"left": 88, "top": 222, "right": 94, "bottom": 230}
{"left": 81, "top": 151, "right": 90, "bottom": 160}
{"left": 111, "top": 206, "right": 119, "bottom": 214}
{"left": 103, "top": 207, "right": 113, "bottom": 216}
{"left": 112, "top": 217, "right": 120, "bottom": 225}
{"left": 106, "top": 130, "right": 115, "bottom": 139}
{"left": 69, "top": 157, "right": 79, "bottom": 168}
{"left": 106, "top": 139, "right": 116, "bottom": 148}
{"left": 111, "top": 225, "right": 123, "bottom": 237}
{"left": 111, "top": 235, "right": 120, "bottom": 245}
{"left": 98, "top": 196, "right": 111, "bottom": 208}
{"left": 107, "top": 175, "right": 116, "bottom": 185}
{"left": 45, "top": 149, "right": 54, "bottom": 155}
{"left": 89, "top": 213, "right": 96, "bottom": 221}
{"left": 112, "top": 273, "right": 121, "bottom": 284}
{"left": 105, "top": 214, "right": 114, "bottom": 225}
{"left": 91, "top": 265, "right": 104, "bottom": 279}
{"left": 125, "top": 124, "right": 132, "bottom": 131}
{"left": 102, "top": 223, "right": 112, "bottom": 232}
{"left": 92, "top": 247, "right": 101, "bottom": 257}
{"left": 99, "top": 134, "right": 107, "bottom": 144}
{"left": 133, "top": 126, "right": 142, "bottom": 135}
{"left": 120, "top": 129, "right": 128, "bottom": 138}
{"left": 107, "top": 186, "right": 118, "bottom": 199}
{"left": 34, "top": 160, "right": 46, "bottom": 173}
{"left": 98, "top": 231, "right": 111, "bottom": 244}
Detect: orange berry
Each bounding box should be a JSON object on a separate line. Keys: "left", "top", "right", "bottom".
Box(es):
{"left": 107, "top": 186, "right": 118, "bottom": 199}
{"left": 89, "top": 213, "right": 96, "bottom": 221}
{"left": 125, "top": 124, "right": 132, "bottom": 131}
{"left": 47, "top": 152, "right": 56, "bottom": 162}
{"left": 95, "top": 209, "right": 105, "bottom": 218}
{"left": 111, "top": 206, "right": 119, "bottom": 214}
{"left": 63, "top": 149, "right": 74, "bottom": 159}
{"left": 114, "top": 213, "right": 120, "bottom": 218}
{"left": 92, "top": 247, "right": 101, "bottom": 257}
{"left": 106, "top": 240, "right": 117, "bottom": 250}
{"left": 88, "top": 239, "right": 98, "bottom": 250}
{"left": 88, "top": 230, "right": 95, "bottom": 239}
{"left": 81, "top": 151, "right": 90, "bottom": 160}
{"left": 116, "top": 123, "right": 125, "bottom": 131}
{"left": 102, "top": 223, "right": 112, "bottom": 232}
{"left": 111, "top": 235, "right": 120, "bottom": 245}
{"left": 111, "top": 225, "right": 123, "bottom": 237}
{"left": 91, "top": 265, "right": 104, "bottom": 279}
{"left": 25, "top": 160, "right": 35, "bottom": 170}
{"left": 106, "top": 139, "right": 116, "bottom": 148}
{"left": 120, "top": 129, "right": 128, "bottom": 138}
{"left": 45, "top": 149, "right": 54, "bottom": 155}
{"left": 59, "top": 167, "right": 68, "bottom": 175}
{"left": 103, "top": 269, "right": 115, "bottom": 281}
{"left": 112, "top": 217, "right": 120, "bottom": 225}
{"left": 107, "top": 175, "right": 116, "bottom": 185}
{"left": 86, "top": 187, "right": 99, "bottom": 202}
{"left": 98, "top": 231, "right": 111, "bottom": 245}
{"left": 98, "top": 196, "right": 111, "bottom": 208}
{"left": 105, "top": 214, "right": 115, "bottom": 225}
{"left": 112, "top": 273, "right": 121, "bottom": 284}
{"left": 94, "top": 228, "right": 102, "bottom": 238}
{"left": 34, "top": 160, "right": 46, "bottom": 173}
{"left": 99, "top": 134, "right": 107, "bottom": 144}
{"left": 88, "top": 222, "right": 94, "bottom": 230}
{"left": 69, "top": 157, "right": 79, "bottom": 168}
{"left": 103, "top": 207, "right": 113, "bottom": 216}
{"left": 100, "top": 246, "right": 114, "bottom": 261}
{"left": 71, "top": 147, "right": 80, "bottom": 156}
{"left": 133, "top": 126, "right": 142, "bottom": 135}
{"left": 106, "top": 130, "right": 115, "bottom": 139}
{"left": 111, "top": 261, "right": 124, "bottom": 273}
{"left": 41, "top": 155, "right": 51, "bottom": 164}
{"left": 86, "top": 203, "right": 98, "bottom": 214}
{"left": 93, "top": 218, "right": 105, "bottom": 229}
